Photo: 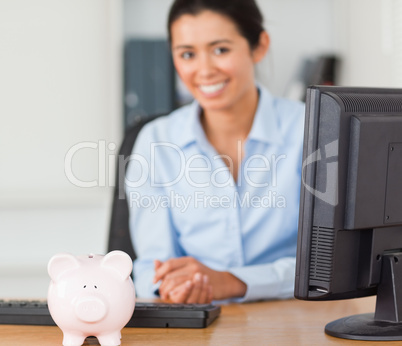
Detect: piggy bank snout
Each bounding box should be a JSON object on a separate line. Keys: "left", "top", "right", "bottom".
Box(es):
{"left": 74, "top": 296, "right": 107, "bottom": 323}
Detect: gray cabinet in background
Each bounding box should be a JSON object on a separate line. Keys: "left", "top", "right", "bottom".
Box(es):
{"left": 124, "top": 39, "right": 176, "bottom": 128}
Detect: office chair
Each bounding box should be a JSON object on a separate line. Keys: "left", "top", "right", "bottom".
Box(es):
{"left": 108, "top": 114, "right": 166, "bottom": 262}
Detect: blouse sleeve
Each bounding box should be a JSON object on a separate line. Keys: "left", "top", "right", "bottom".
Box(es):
{"left": 125, "top": 124, "right": 182, "bottom": 297}
{"left": 228, "top": 257, "right": 296, "bottom": 302}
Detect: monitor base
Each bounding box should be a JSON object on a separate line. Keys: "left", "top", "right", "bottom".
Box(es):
{"left": 325, "top": 313, "right": 402, "bottom": 341}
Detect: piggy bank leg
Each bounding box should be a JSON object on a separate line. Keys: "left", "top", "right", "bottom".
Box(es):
{"left": 97, "top": 331, "right": 122, "bottom": 346}
{"left": 62, "top": 332, "right": 86, "bottom": 346}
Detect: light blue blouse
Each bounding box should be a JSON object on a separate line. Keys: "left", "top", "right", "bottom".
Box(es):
{"left": 125, "top": 85, "right": 305, "bottom": 302}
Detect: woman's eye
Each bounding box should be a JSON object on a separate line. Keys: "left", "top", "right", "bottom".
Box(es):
{"left": 214, "top": 47, "right": 229, "bottom": 55}
{"left": 181, "top": 51, "right": 194, "bottom": 60}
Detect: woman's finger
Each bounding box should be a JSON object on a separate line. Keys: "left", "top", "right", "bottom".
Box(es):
{"left": 169, "top": 280, "right": 192, "bottom": 303}
{"left": 197, "top": 275, "right": 210, "bottom": 304}
{"left": 185, "top": 272, "right": 203, "bottom": 304}
{"left": 159, "top": 275, "right": 188, "bottom": 300}
{"left": 153, "top": 257, "right": 190, "bottom": 283}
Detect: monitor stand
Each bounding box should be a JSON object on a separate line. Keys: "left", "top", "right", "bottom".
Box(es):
{"left": 325, "top": 252, "right": 402, "bottom": 341}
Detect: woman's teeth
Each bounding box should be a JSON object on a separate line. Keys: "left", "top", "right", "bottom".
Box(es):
{"left": 199, "top": 82, "right": 226, "bottom": 94}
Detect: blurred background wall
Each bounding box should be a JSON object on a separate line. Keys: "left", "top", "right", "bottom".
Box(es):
{"left": 0, "top": 0, "right": 123, "bottom": 297}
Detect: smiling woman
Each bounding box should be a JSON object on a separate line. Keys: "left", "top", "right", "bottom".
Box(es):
{"left": 125, "top": 0, "right": 305, "bottom": 304}
{"left": 170, "top": 10, "right": 269, "bottom": 138}
{"left": 168, "top": 0, "right": 270, "bottom": 183}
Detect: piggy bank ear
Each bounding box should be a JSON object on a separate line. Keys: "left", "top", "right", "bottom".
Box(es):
{"left": 48, "top": 253, "right": 80, "bottom": 282}
{"left": 101, "top": 250, "right": 133, "bottom": 280}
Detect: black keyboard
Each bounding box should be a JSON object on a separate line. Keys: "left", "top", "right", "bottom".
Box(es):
{"left": 0, "top": 299, "right": 220, "bottom": 328}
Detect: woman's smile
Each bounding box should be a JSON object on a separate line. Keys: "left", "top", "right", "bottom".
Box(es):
{"left": 198, "top": 80, "right": 228, "bottom": 97}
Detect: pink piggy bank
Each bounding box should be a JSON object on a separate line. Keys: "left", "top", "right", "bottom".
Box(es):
{"left": 47, "top": 250, "right": 135, "bottom": 346}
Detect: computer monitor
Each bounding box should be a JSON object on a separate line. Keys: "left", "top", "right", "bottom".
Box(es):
{"left": 294, "top": 85, "right": 402, "bottom": 341}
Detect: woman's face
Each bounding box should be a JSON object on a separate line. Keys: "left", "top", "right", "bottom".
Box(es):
{"left": 170, "top": 10, "right": 266, "bottom": 114}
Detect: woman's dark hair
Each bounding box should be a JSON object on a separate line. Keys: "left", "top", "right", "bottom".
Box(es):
{"left": 167, "top": 0, "right": 265, "bottom": 49}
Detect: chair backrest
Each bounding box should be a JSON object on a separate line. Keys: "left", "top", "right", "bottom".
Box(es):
{"left": 108, "top": 114, "right": 165, "bottom": 261}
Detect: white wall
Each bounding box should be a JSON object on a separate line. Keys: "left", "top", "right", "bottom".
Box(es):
{"left": 0, "top": 0, "right": 123, "bottom": 298}
{"left": 256, "top": 0, "right": 337, "bottom": 96}
{"left": 334, "top": 0, "right": 402, "bottom": 87}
